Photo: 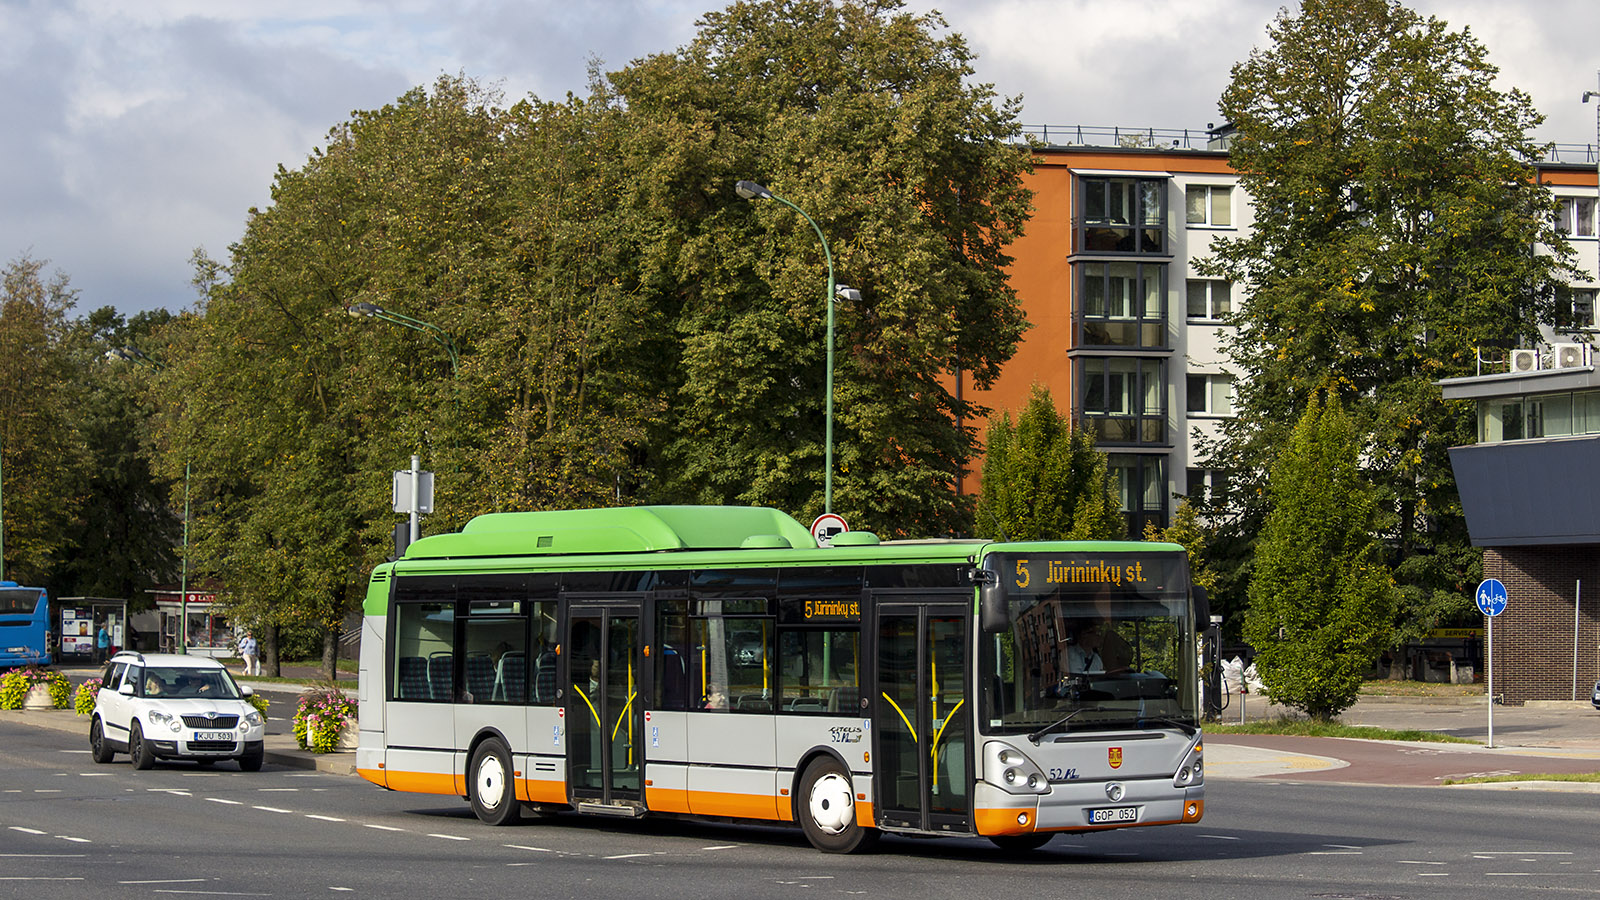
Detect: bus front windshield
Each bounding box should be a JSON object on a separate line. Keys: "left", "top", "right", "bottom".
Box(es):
{"left": 979, "top": 552, "right": 1198, "bottom": 736}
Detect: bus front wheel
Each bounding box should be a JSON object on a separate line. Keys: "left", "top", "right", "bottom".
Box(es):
{"left": 469, "top": 738, "right": 522, "bottom": 826}
{"left": 798, "top": 757, "right": 877, "bottom": 854}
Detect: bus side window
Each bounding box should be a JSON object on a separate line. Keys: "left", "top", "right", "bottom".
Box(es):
{"left": 655, "top": 600, "right": 689, "bottom": 711}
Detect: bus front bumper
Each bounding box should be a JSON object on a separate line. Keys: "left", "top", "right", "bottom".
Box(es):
{"left": 973, "top": 781, "right": 1203, "bottom": 835}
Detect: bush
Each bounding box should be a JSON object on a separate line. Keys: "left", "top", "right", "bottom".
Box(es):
{"left": 292, "top": 686, "right": 356, "bottom": 753}
{"left": 74, "top": 678, "right": 103, "bottom": 715}
{"left": 0, "top": 667, "right": 72, "bottom": 710}
{"left": 245, "top": 692, "right": 270, "bottom": 719}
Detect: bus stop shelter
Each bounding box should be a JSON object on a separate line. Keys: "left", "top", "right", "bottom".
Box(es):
{"left": 54, "top": 597, "right": 129, "bottom": 663}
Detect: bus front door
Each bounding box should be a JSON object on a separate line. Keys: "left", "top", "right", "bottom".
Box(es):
{"left": 566, "top": 607, "right": 642, "bottom": 809}
{"left": 873, "top": 603, "right": 971, "bottom": 834}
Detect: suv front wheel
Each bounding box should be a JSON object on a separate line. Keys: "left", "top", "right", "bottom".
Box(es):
{"left": 129, "top": 722, "right": 156, "bottom": 770}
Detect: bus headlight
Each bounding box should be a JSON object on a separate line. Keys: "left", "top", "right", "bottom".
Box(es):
{"left": 1172, "top": 737, "right": 1204, "bottom": 787}
{"left": 985, "top": 742, "right": 1049, "bottom": 795}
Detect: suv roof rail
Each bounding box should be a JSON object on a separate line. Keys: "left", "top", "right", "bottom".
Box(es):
{"left": 110, "top": 650, "right": 144, "bottom": 663}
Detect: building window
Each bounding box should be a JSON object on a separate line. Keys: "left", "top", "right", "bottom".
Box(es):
{"left": 1078, "top": 261, "right": 1166, "bottom": 348}
{"left": 1080, "top": 357, "right": 1166, "bottom": 445}
{"left": 1185, "top": 279, "right": 1232, "bottom": 321}
{"left": 1081, "top": 177, "right": 1166, "bottom": 254}
{"left": 1186, "top": 468, "right": 1229, "bottom": 505}
{"left": 1185, "top": 374, "right": 1234, "bottom": 416}
{"left": 1556, "top": 287, "right": 1597, "bottom": 330}
{"left": 1109, "top": 453, "right": 1166, "bottom": 536}
{"left": 1478, "top": 390, "right": 1600, "bottom": 442}
{"left": 1557, "top": 197, "right": 1596, "bottom": 238}
{"left": 1185, "top": 185, "right": 1233, "bottom": 227}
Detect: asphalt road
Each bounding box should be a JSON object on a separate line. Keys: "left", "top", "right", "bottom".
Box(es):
{"left": 4, "top": 719, "right": 1599, "bottom": 900}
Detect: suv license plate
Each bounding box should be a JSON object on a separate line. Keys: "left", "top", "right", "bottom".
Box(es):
{"left": 194, "top": 731, "right": 234, "bottom": 742}
{"left": 1090, "top": 807, "right": 1139, "bottom": 824}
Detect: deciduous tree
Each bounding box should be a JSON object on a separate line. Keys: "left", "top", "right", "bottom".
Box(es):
{"left": 979, "top": 385, "right": 1122, "bottom": 541}
{"left": 1199, "top": 0, "right": 1578, "bottom": 637}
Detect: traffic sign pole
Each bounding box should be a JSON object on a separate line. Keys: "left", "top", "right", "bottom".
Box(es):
{"left": 1475, "top": 578, "right": 1508, "bottom": 749}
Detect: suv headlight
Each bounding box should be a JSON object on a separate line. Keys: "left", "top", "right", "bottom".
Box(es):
{"left": 148, "top": 710, "right": 183, "bottom": 734}
{"left": 244, "top": 710, "right": 263, "bottom": 728}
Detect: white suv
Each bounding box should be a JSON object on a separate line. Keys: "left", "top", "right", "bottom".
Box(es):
{"left": 89, "top": 652, "right": 266, "bottom": 771}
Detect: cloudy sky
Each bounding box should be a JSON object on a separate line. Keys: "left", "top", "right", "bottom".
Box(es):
{"left": 5, "top": 0, "right": 1599, "bottom": 316}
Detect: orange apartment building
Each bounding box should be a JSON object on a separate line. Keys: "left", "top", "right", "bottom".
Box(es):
{"left": 965, "top": 127, "right": 1600, "bottom": 542}
{"left": 962, "top": 127, "right": 1245, "bottom": 537}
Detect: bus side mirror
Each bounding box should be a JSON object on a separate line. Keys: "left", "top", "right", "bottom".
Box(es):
{"left": 979, "top": 576, "right": 1008, "bottom": 634}
{"left": 1192, "top": 586, "right": 1210, "bottom": 624}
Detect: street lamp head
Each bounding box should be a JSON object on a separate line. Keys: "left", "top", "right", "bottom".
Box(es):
{"left": 735, "top": 180, "right": 773, "bottom": 201}
{"left": 1586, "top": 91, "right": 1600, "bottom": 104}
{"left": 834, "top": 285, "right": 862, "bottom": 303}
{"left": 347, "top": 301, "right": 384, "bottom": 318}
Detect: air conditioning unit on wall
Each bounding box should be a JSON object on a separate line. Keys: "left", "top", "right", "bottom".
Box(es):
{"left": 1509, "top": 348, "right": 1541, "bottom": 372}
{"left": 1553, "top": 342, "right": 1590, "bottom": 369}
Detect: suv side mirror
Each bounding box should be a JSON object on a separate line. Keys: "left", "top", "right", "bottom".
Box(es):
{"left": 118, "top": 682, "right": 135, "bottom": 696}
{"left": 240, "top": 686, "right": 254, "bottom": 698}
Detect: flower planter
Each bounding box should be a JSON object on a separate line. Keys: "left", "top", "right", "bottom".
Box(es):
{"left": 24, "top": 685, "right": 55, "bottom": 710}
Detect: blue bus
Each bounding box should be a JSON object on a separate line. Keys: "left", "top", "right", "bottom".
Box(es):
{"left": 0, "top": 581, "right": 52, "bottom": 669}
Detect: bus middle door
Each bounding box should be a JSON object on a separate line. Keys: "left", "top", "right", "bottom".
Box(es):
{"left": 565, "top": 604, "right": 643, "bottom": 811}
{"left": 872, "top": 600, "right": 971, "bottom": 835}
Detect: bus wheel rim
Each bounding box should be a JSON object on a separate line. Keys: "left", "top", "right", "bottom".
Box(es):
{"left": 477, "top": 754, "right": 506, "bottom": 809}
{"left": 808, "top": 772, "right": 854, "bottom": 835}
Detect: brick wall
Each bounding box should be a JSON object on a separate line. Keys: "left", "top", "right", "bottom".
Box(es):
{"left": 1483, "top": 547, "right": 1600, "bottom": 703}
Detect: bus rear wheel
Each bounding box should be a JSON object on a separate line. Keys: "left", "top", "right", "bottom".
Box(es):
{"left": 798, "top": 757, "right": 877, "bottom": 853}
{"left": 469, "top": 738, "right": 521, "bottom": 826}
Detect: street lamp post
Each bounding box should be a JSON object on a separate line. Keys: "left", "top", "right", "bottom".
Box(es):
{"left": 106, "top": 346, "right": 191, "bottom": 655}
{"left": 347, "top": 301, "right": 459, "bottom": 377}
{"left": 1583, "top": 73, "right": 1600, "bottom": 296}
{"left": 736, "top": 180, "right": 856, "bottom": 515}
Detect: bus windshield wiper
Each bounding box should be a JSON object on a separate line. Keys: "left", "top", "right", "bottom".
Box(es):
{"left": 1134, "top": 715, "right": 1197, "bottom": 737}
{"left": 1027, "top": 708, "right": 1084, "bottom": 743}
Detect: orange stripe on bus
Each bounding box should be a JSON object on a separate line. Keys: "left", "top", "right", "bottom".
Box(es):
{"left": 686, "top": 790, "right": 779, "bottom": 821}
{"left": 855, "top": 800, "right": 873, "bottom": 829}
{"left": 383, "top": 770, "right": 461, "bottom": 797}
{"left": 645, "top": 786, "right": 691, "bottom": 815}
{"left": 517, "top": 778, "right": 567, "bottom": 805}
{"left": 357, "top": 768, "right": 387, "bottom": 789}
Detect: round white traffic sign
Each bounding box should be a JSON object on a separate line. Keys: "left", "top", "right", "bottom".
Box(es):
{"left": 1475, "top": 578, "right": 1508, "bottom": 617}
{"left": 810, "top": 513, "right": 849, "bottom": 547}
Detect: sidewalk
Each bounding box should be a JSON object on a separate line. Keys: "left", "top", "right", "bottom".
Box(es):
{"left": 1205, "top": 690, "right": 1600, "bottom": 788}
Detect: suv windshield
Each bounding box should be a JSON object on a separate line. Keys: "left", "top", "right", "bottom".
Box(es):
{"left": 979, "top": 551, "right": 1198, "bottom": 735}
{"left": 141, "top": 667, "right": 242, "bottom": 700}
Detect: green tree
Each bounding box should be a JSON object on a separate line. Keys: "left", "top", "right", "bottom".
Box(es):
{"left": 1244, "top": 393, "right": 1396, "bottom": 720}
{"left": 1143, "top": 498, "right": 1217, "bottom": 599}
{"left": 0, "top": 256, "right": 89, "bottom": 585}
{"left": 609, "top": 0, "right": 1033, "bottom": 535}
{"left": 1199, "top": 0, "right": 1578, "bottom": 638}
{"left": 56, "top": 306, "right": 180, "bottom": 602}
{"left": 978, "top": 385, "right": 1122, "bottom": 541}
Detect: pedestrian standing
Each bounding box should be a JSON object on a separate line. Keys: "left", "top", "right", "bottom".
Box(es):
{"left": 239, "top": 631, "right": 260, "bottom": 676}
{"left": 96, "top": 624, "right": 110, "bottom": 664}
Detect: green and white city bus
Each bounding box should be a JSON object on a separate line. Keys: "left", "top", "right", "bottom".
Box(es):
{"left": 356, "top": 505, "right": 1206, "bottom": 853}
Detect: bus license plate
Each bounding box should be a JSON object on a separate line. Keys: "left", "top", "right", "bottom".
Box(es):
{"left": 1090, "top": 807, "right": 1139, "bottom": 824}
{"left": 194, "top": 731, "right": 233, "bottom": 742}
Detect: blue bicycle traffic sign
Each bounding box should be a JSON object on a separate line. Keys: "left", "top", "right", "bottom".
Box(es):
{"left": 1475, "top": 578, "right": 1508, "bottom": 617}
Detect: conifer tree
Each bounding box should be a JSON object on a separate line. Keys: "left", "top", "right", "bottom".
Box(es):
{"left": 979, "top": 385, "right": 1122, "bottom": 541}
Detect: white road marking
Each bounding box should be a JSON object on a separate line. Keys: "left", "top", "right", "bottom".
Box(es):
{"left": 8, "top": 827, "right": 46, "bottom": 835}
{"left": 32, "top": 790, "right": 62, "bottom": 794}
{"left": 1486, "top": 873, "right": 1534, "bottom": 876}
{"left": 305, "top": 815, "right": 345, "bottom": 822}
{"left": 362, "top": 824, "right": 405, "bottom": 832}
{"left": 56, "top": 836, "right": 91, "bottom": 843}
{"left": 606, "top": 853, "right": 651, "bottom": 859}
{"left": 702, "top": 845, "right": 740, "bottom": 850}
{"left": 147, "top": 789, "right": 193, "bottom": 796}
{"left": 428, "top": 833, "right": 470, "bottom": 841}
{"left": 120, "top": 880, "right": 209, "bottom": 885}
{"left": 505, "top": 845, "right": 552, "bottom": 852}
{"left": 252, "top": 806, "right": 293, "bottom": 813}
{"left": 258, "top": 788, "right": 300, "bottom": 792}
{"left": 1323, "top": 844, "right": 1361, "bottom": 850}
{"left": 207, "top": 798, "right": 243, "bottom": 805}
{"left": 331, "top": 888, "right": 354, "bottom": 892}
{"left": 1197, "top": 834, "right": 1239, "bottom": 840}
{"left": 0, "top": 877, "right": 85, "bottom": 881}
{"left": 1399, "top": 860, "right": 1445, "bottom": 865}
